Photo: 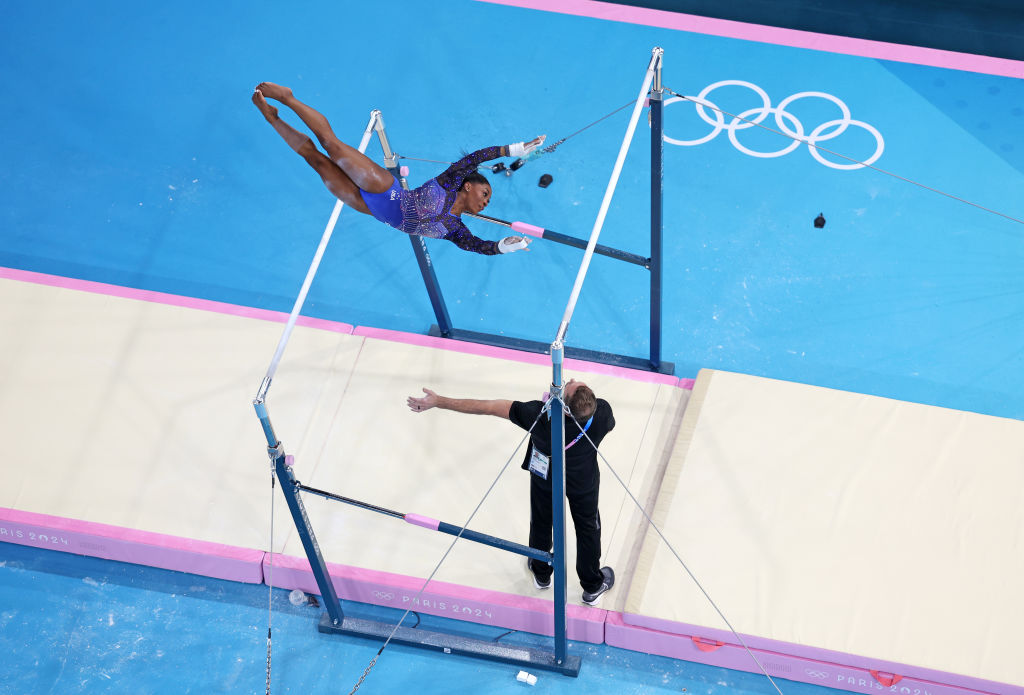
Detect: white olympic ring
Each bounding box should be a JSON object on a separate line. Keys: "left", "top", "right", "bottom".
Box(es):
{"left": 804, "top": 669, "right": 830, "bottom": 679}
{"left": 730, "top": 106, "right": 803, "bottom": 158}
{"left": 660, "top": 80, "right": 884, "bottom": 170}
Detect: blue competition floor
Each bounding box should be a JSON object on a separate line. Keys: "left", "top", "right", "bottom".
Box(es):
{"left": 0, "top": 543, "right": 846, "bottom": 695}
{"left": 2, "top": 1, "right": 1022, "bottom": 419}
{"left": 1, "top": 1, "right": 1022, "bottom": 693}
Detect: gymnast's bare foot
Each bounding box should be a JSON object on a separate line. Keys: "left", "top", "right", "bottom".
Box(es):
{"left": 254, "top": 82, "right": 293, "bottom": 102}
{"left": 252, "top": 89, "right": 279, "bottom": 121}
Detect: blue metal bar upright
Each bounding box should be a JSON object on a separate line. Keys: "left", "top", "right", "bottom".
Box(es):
{"left": 410, "top": 49, "right": 672, "bottom": 374}
{"left": 254, "top": 396, "right": 581, "bottom": 675}
{"left": 549, "top": 342, "right": 569, "bottom": 666}
{"left": 252, "top": 398, "right": 345, "bottom": 626}
{"left": 372, "top": 111, "right": 453, "bottom": 337}
{"left": 409, "top": 236, "right": 452, "bottom": 336}
{"left": 649, "top": 49, "right": 665, "bottom": 371}
{"left": 272, "top": 453, "right": 345, "bottom": 627}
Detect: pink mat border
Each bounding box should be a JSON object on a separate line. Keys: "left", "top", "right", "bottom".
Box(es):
{"left": 476, "top": 0, "right": 1024, "bottom": 78}
{"left": 0, "top": 265, "right": 678, "bottom": 643}
{"left": 3, "top": 267, "right": 1020, "bottom": 692}
{"left": 0, "top": 267, "right": 355, "bottom": 335}
{"left": 605, "top": 613, "right": 1021, "bottom": 695}
{"left": 5, "top": 494, "right": 1017, "bottom": 693}
{"left": 2, "top": 265, "right": 694, "bottom": 390}
{"left": 7, "top": 266, "right": 1018, "bottom": 691}
{"left": 0, "top": 507, "right": 264, "bottom": 584}
{"left": 354, "top": 325, "right": 690, "bottom": 388}
{"left": 264, "top": 553, "right": 606, "bottom": 644}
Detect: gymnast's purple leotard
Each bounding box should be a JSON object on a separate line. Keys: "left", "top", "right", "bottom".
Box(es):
{"left": 358, "top": 146, "right": 504, "bottom": 255}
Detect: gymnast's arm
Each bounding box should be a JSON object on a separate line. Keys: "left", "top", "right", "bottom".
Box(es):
{"left": 407, "top": 388, "right": 512, "bottom": 419}
{"left": 444, "top": 219, "right": 531, "bottom": 256}
{"left": 444, "top": 220, "right": 500, "bottom": 255}
{"left": 436, "top": 146, "right": 506, "bottom": 191}
{"left": 435, "top": 136, "right": 545, "bottom": 190}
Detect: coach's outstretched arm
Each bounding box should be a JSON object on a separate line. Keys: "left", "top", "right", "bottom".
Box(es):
{"left": 407, "top": 388, "right": 512, "bottom": 419}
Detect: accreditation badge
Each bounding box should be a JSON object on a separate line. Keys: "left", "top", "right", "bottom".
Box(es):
{"left": 528, "top": 446, "right": 550, "bottom": 480}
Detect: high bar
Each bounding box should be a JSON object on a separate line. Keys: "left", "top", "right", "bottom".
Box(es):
{"left": 555, "top": 47, "right": 663, "bottom": 345}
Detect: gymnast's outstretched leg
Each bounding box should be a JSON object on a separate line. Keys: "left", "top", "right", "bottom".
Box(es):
{"left": 255, "top": 82, "right": 394, "bottom": 195}
{"left": 251, "top": 89, "right": 373, "bottom": 213}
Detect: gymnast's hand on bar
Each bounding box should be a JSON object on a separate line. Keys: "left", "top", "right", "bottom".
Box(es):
{"left": 508, "top": 135, "right": 546, "bottom": 158}
{"left": 407, "top": 388, "right": 440, "bottom": 413}
{"left": 498, "top": 236, "right": 530, "bottom": 254}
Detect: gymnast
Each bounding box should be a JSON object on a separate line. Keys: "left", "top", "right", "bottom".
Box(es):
{"left": 252, "top": 82, "right": 543, "bottom": 256}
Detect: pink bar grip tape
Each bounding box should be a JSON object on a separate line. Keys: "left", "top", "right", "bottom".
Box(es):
{"left": 511, "top": 221, "right": 545, "bottom": 238}
{"left": 403, "top": 513, "right": 441, "bottom": 531}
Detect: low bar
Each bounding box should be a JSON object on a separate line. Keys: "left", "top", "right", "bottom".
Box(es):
{"left": 542, "top": 229, "right": 649, "bottom": 268}
{"left": 410, "top": 515, "right": 553, "bottom": 564}
{"left": 464, "top": 213, "right": 650, "bottom": 268}
{"left": 294, "top": 484, "right": 554, "bottom": 563}
{"left": 296, "top": 483, "right": 405, "bottom": 519}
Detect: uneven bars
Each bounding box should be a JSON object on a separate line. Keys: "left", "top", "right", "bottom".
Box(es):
{"left": 254, "top": 111, "right": 379, "bottom": 404}
{"left": 554, "top": 47, "right": 662, "bottom": 345}
{"left": 295, "top": 481, "right": 553, "bottom": 562}
{"left": 464, "top": 212, "right": 650, "bottom": 268}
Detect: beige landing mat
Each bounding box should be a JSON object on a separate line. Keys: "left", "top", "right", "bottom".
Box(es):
{"left": 626, "top": 368, "right": 1024, "bottom": 688}
{"left": 0, "top": 277, "right": 362, "bottom": 552}
{"left": 0, "top": 276, "right": 688, "bottom": 609}
{"left": 274, "top": 333, "right": 689, "bottom": 605}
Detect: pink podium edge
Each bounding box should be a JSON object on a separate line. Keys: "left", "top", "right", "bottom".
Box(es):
{"left": 606, "top": 613, "right": 1021, "bottom": 695}
{"left": 0, "top": 507, "right": 264, "bottom": 584}
{"left": 0, "top": 266, "right": 354, "bottom": 334}
{"left": 263, "top": 552, "right": 606, "bottom": 645}
{"left": 476, "top": 0, "right": 1024, "bottom": 78}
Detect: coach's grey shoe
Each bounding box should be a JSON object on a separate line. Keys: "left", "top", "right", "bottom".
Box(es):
{"left": 581, "top": 566, "right": 615, "bottom": 606}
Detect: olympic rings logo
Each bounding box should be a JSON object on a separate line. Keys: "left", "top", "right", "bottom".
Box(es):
{"left": 661, "top": 80, "right": 884, "bottom": 170}
{"left": 804, "top": 669, "right": 831, "bottom": 679}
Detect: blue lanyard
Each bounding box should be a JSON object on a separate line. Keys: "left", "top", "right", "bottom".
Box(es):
{"left": 564, "top": 415, "right": 594, "bottom": 451}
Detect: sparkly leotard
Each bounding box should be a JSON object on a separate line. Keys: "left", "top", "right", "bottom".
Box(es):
{"left": 359, "top": 146, "right": 504, "bottom": 255}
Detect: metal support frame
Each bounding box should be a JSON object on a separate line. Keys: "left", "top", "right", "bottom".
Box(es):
{"left": 415, "top": 53, "right": 672, "bottom": 375}
{"left": 252, "top": 107, "right": 592, "bottom": 679}
{"left": 548, "top": 345, "right": 569, "bottom": 666}
{"left": 541, "top": 49, "right": 665, "bottom": 667}
{"left": 273, "top": 452, "right": 345, "bottom": 627}
{"left": 649, "top": 55, "right": 665, "bottom": 371}
{"left": 317, "top": 614, "right": 581, "bottom": 675}
{"left": 251, "top": 51, "right": 664, "bottom": 679}
{"left": 254, "top": 395, "right": 580, "bottom": 676}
